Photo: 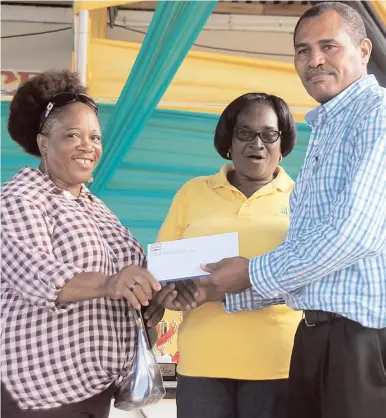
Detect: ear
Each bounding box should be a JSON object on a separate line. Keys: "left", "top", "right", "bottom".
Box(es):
{"left": 36, "top": 133, "right": 48, "bottom": 157}
{"left": 359, "top": 38, "right": 372, "bottom": 65}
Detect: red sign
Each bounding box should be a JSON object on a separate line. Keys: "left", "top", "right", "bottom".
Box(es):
{"left": 1, "top": 70, "right": 41, "bottom": 97}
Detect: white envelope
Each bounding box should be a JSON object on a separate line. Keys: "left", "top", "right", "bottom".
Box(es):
{"left": 147, "top": 232, "right": 239, "bottom": 282}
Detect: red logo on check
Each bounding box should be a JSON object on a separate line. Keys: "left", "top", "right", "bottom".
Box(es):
{"left": 151, "top": 243, "right": 162, "bottom": 251}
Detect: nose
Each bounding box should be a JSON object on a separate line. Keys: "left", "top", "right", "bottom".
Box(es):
{"left": 78, "top": 135, "right": 94, "bottom": 151}
{"left": 307, "top": 48, "right": 326, "bottom": 69}
{"left": 250, "top": 135, "right": 265, "bottom": 149}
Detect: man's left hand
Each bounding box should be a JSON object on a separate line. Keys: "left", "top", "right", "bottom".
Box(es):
{"left": 199, "top": 256, "right": 251, "bottom": 294}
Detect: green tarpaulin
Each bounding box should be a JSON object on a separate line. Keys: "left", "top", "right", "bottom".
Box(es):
{"left": 1, "top": 101, "right": 311, "bottom": 246}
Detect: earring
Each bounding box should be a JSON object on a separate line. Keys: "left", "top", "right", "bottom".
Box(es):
{"left": 226, "top": 150, "right": 231, "bottom": 159}
{"left": 279, "top": 154, "right": 283, "bottom": 162}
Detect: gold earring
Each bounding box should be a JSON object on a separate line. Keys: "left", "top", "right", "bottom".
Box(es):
{"left": 279, "top": 154, "right": 283, "bottom": 162}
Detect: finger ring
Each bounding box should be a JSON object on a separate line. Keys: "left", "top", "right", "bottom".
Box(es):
{"left": 129, "top": 283, "right": 137, "bottom": 292}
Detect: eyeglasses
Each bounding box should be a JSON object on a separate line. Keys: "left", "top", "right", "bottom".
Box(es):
{"left": 234, "top": 125, "right": 281, "bottom": 144}
{"left": 39, "top": 92, "right": 99, "bottom": 133}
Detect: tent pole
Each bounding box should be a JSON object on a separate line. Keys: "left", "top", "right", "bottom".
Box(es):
{"left": 76, "top": 10, "right": 89, "bottom": 86}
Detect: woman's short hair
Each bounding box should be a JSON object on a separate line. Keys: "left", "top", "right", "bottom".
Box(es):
{"left": 8, "top": 70, "right": 87, "bottom": 157}
{"left": 214, "top": 93, "right": 297, "bottom": 160}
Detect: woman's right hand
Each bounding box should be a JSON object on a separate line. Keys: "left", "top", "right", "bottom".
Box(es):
{"left": 104, "top": 265, "right": 161, "bottom": 310}
{"left": 144, "top": 279, "right": 204, "bottom": 327}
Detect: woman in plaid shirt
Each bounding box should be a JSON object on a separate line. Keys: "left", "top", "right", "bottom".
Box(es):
{"left": 1, "top": 70, "right": 161, "bottom": 417}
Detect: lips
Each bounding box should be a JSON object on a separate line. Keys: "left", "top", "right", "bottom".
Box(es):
{"left": 247, "top": 155, "right": 265, "bottom": 162}
{"left": 73, "top": 157, "right": 94, "bottom": 166}
{"left": 306, "top": 72, "right": 333, "bottom": 82}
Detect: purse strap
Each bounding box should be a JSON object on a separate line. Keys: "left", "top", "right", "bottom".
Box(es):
{"left": 134, "top": 308, "right": 152, "bottom": 349}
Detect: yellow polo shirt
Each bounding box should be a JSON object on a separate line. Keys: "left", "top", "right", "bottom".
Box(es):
{"left": 157, "top": 165, "right": 301, "bottom": 380}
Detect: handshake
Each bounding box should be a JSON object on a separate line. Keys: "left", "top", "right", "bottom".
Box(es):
{"left": 143, "top": 276, "right": 224, "bottom": 328}
{"left": 143, "top": 256, "right": 251, "bottom": 328}
{"left": 105, "top": 255, "right": 251, "bottom": 328}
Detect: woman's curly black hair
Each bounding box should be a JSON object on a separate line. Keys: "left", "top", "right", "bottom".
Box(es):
{"left": 214, "top": 93, "right": 297, "bottom": 160}
{"left": 8, "top": 70, "right": 88, "bottom": 157}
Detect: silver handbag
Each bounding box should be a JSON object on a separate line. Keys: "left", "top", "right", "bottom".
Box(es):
{"left": 114, "top": 310, "right": 166, "bottom": 411}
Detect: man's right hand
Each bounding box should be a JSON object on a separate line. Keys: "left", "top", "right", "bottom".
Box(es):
{"left": 104, "top": 264, "right": 161, "bottom": 310}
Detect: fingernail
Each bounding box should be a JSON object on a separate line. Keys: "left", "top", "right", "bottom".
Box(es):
{"left": 155, "top": 284, "right": 161, "bottom": 291}
{"left": 135, "top": 305, "right": 141, "bottom": 310}
{"left": 143, "top": 300, "right": 149, "bottom": 306}
{"left": 173, "top": 291, "right": 177, "bottom": 296}
{"left": 191, "top": 302, "right": 197, "bottom": 308}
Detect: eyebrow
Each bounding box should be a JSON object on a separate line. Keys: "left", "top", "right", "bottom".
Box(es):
{"left": 294, "top": 42, "right": 308, "bottom": 49}
{"left": 319, "top": 38, "right": 336, "bottom": 44}
{"left": 238, "top": 124, "right": 278, "bottom": 130}
{"left": 260, "top": 125, "right": 278, "bottom": 130}
{"left": 64, "top": 128, "right": 101, "bottom": 134}
{"left": 295, "top": 38, "right": 337, "bottom": 49}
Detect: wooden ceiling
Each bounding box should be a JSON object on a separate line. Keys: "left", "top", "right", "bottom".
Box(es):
{"left": 121, "top": 1, "right": 312, "bottom": 17}
{"left": 2, "top": 1, "right": 312, "bottom": 17}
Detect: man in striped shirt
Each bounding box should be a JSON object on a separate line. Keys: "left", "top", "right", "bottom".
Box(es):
{"left": 198, "top": 3, "right": 386, "bottom": 417}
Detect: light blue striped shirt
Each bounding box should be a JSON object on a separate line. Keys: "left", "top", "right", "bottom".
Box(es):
{"left": 226, "top": 75, "right": 386, "bottom": 329}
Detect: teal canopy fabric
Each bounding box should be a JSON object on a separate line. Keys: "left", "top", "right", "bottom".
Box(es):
{"left": 1, "top": 101, "right": 311, "bottom": 246}
{"left": 90, "top": 0, "right": 218, "bottom": 194}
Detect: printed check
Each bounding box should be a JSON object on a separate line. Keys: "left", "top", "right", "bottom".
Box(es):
{"left": 147, "top": 232, "right": 239, "bottom": 282}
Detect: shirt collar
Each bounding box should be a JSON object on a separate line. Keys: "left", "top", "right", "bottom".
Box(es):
{"left": 28, "top": 167, "right": 93, "bottom": 200}
{"left": 305, "top": 74, "right": 378, "bottom": 128}
{"left": 208, "top": 164, "right": 294, "bottom": 193}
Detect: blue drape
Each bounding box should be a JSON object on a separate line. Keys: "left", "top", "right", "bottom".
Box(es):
{"left": 1, "top": 101, "right": 311, "bottom": 246}
{"left": 90, "top": 0, "right": 218, "bottom": 194}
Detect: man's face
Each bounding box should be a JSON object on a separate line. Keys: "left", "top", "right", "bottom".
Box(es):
{"left": 294, "top": 10, "right": 371, "bottom": 104}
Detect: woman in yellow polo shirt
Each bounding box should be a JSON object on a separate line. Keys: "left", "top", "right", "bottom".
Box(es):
{"left": 156, "top": 93, "right": 302, "bottom": 418}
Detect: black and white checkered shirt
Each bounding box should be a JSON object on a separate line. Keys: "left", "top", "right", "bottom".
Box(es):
{"left": 1, "top": 167, "right": 145, "bottom": 410}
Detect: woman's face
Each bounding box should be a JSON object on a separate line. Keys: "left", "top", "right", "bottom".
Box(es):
{"left": 230, "top": 103, "right": 281, "bottom": 182}
{"left": 37, "top": 102, "right": 102, "bottom": 195}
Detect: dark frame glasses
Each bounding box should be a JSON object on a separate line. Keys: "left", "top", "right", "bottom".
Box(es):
{"left": 39, "top": 92, "right": 99, "bottom": 133}
{"left": 234, "top": 125, "right": 281, "bottom": 144}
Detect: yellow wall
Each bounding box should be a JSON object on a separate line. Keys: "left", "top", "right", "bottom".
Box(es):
{"left": 372, "top": 1, "right": 386, "bottom": 25}
{"left": 74, "top": 0, "right": 142, "bottom": 14}
{"left": 87, "top": 38, "right": 316, "bottom": 122}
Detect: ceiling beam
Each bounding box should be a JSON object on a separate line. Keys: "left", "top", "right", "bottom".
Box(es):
{"left": 120, "top": 1, "right": 311, "bottom": 17}
{"left": 2, "top": 0, "right": 311, "bottom": 17}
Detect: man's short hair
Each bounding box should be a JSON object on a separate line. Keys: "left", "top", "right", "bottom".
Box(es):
{"left": 293, "top": 2, "right": 367, "bottom": 45}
